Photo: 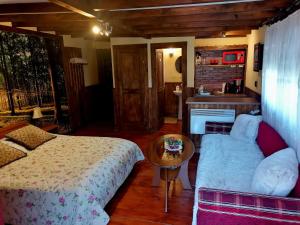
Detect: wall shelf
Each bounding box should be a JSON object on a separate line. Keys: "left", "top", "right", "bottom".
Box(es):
{"left": 197, "top": 64, "right": 245, "bottom": 68}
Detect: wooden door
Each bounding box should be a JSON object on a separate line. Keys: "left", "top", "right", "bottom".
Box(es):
{"left": 113, "top": 45, "right": 148, "bottom": 130}
{"left": 63, "top": 47, "right": 85, "bottom": 130}
{"left": 156, "top": 50, "right": 164, "bottom": 128}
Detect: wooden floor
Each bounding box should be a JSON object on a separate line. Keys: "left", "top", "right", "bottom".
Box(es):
{"left": 74, "top": 122, "right": 198, "bottom": 225}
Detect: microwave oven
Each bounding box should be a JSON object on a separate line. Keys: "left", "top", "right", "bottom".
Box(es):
{"left": 222, "top": 50, "right": 245, "bottom": 64}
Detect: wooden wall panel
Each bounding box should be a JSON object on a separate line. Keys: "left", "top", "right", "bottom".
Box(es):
{"left": 63, "top": 47, "right": 85, "bottom": 130}
{"left": 182, "top": 87, "right": 194, "bottom": 134}
{"left": 156, "top": 50, "right": 164, "bottom": 128}
{"left": 164, "top": 82, "right": 182, "bottom": 117}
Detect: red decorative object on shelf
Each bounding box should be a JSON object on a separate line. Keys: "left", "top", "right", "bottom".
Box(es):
{"left": 209, "top": 59, "right": 219, "bottom": 65}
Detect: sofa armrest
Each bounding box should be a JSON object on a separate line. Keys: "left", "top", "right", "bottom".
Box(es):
{"left": 205, "top": 122, "right": 234, "bottom": 135}
{"left": 197, "top": 187, "right": 300, "bottom": 225}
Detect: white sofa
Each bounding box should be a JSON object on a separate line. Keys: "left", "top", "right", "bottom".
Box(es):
{"left": 192, "top": 133, "right": 264, "bottom": 224}
{"left": 192, "top": 115, "right": 300, "bottom": 225}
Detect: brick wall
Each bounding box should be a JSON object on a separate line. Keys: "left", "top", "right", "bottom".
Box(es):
{"left": 195, "top": 48, "right": 245, "bottom": 92}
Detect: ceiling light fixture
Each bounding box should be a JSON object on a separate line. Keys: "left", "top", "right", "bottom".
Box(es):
{"left": 109, "top": 0, "right": 263, "bottom": 12}
{"left": 92, "top": 25, "right": 101, "bottom": 34}
{"left": 92, "top": 23, "right": 112, "bottom": 36}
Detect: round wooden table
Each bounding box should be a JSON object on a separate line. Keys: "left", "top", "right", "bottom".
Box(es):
{"left": 146, "top": 134, "right": 195, "bottom": 212}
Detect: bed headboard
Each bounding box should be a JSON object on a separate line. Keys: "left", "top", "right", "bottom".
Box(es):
{"left": 0, "top": 121, "right": 28, "bottom": 139}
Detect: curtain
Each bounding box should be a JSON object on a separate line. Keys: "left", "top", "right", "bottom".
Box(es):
{"left": 262, "top": 10, "right": 300, "bottom": 157}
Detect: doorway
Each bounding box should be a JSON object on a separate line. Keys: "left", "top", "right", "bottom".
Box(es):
{"left": 151, "top": 42, "right": 187, "bottom": 132}
{"left": 96, "top": 49, "right": 114, "bottom": 126}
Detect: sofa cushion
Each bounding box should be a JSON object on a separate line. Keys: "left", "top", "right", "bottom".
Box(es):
{"left": 193, "top": 134, "right": 264, "bottom": 225}
{"left": 251, "top": 148, "right": 298, "bottom": 196}
{"left": 197, "top": 134, "right": 264, "bottom": 192}
{"left": 256, "top": 121, "right": 288, "bottom": 157}
{"left": 230, "top": 114, "right": 262, "bottom": 144}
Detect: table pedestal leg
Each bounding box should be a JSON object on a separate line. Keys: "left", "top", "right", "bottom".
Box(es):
{"left": 178, "top": 160, "right": 192, "bottom": 190}
{"left": 165, "top": 168, "right": 168, "bottom": 213}
{"left": 152, "top": 166, "right": 160, "bottom": 186}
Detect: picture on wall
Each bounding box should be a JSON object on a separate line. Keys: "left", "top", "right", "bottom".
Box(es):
{"left": 253, "top": 43, "right": 264, "bottom": 72}
{"left": 0, "top": 28, "right": 68, "bottom": 128}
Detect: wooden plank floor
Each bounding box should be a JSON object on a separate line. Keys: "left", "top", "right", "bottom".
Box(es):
{"left": 74, "top": 122, "right": 198, "bottom": 225}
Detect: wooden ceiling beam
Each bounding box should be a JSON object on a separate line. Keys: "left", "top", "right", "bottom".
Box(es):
{"left": 0, "top": 14, "right": 90, "bottom": 23}
{"left": 49, "top": 0, "right": 95, "bottom": 18}
{"left": 0, "top": 3, "right": 71, "bottom": 15}
{"left": 12, "top": 21, "right": 94, "bottom": 28}
{"left": 133, "top": 20, "right": 262, "bottom": 29}
{"left": 116, "top": 10, "right": 276, "bottom": 26}
{"left": 1, "top": 0, "right": 291, "bottom": 38}
{"left": 100, "top": 0, "right": 291, "bottom": 19}
{"left": 89, "top": 0, "right": 235, "bottom": 10}
{"left": 142, "top": 26, "right": 256, "bottom": 35}
{"left": 143, "top": 32, "right": 220, "bottom": 38}
{"left": 50, "top": 0, "right": 143, "bottom": 36}
{"left": 141, "top": 28, "right": 251, "bottom": 36}
{"left": 147, "top": 32, "right": 250, "bottom": 38}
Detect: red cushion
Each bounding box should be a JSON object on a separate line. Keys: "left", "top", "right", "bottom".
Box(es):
{"left": 290, "top": 165, "right": 300, "bottom": 198}
{"left": 256, "top": 121, "right": 288, "bottom": 157}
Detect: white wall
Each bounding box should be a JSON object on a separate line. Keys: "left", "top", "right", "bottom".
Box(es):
{"left": 162, "top": 48, "right": 182, "bottom": 83}
{"left": 245, "top": 26, "right": 266, "bottom": 94}
{"left": 110, "top": 36, "right": 195, "bottom": 87}
{"left": 63, "top": 35, "right": 110, "bottom": 87}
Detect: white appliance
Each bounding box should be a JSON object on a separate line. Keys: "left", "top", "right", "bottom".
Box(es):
{"left": 190, "top": 109, "right": 235, "bottom": 134}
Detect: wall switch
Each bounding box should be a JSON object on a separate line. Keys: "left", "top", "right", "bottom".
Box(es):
{"left": 254, "top": 81, "right": 258, "bottom": 87}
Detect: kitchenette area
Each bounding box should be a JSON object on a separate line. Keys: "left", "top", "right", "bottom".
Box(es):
{"left": 187, "top": 45, "right": 261, "bottom": 151}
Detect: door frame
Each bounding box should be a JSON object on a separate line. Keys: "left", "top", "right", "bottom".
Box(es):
{"left": 150, "top": 42, "right": 187, "bottom": 132}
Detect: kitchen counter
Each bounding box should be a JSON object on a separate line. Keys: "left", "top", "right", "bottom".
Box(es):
{"left": 194, "top": 93, "right": 247, "bottom": 98}
{"left": 186, "top": 96, "right": 259, "bottom": 105}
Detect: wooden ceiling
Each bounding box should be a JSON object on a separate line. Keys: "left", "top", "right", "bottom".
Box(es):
{"left": 0, "top": 0, "right": 295, "bottom": 39}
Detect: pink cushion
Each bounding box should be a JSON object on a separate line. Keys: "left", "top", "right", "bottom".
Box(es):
{"left": 290, "top": 165, "right": 300, "bottom": 198}
{"left": 256, "top": 121, "right": 288, "bottom": 157}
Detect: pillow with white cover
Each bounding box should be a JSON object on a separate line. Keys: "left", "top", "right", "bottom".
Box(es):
{"left": 230, "top": 114, "right": 262, "bottom": 143}
{"left": 251, "top": 148, "right": 298, "bottom": 196}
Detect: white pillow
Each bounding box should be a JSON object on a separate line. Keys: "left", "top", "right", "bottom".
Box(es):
{"left": 251, "top": 148, "right": 298, "bottom": 196}
{"left": 230, "top": 114, "right": 262, "bottom": 143}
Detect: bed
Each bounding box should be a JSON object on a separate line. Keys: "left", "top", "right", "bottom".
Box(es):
{"left": 0, "top": 129, "right": 144, "bottom": 225}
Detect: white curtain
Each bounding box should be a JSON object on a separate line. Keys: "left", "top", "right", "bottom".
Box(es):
{"left": 262, "top": 10, "right": 300, "bottom": 157}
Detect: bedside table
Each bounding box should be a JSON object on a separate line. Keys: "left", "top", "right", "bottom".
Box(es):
{"left": 41, "top": 124, "right": 59, "bottom": 133}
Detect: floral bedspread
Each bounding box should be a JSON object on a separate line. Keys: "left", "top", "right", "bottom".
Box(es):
{"left": 0, "top": 135, "right": 144, "bottom": 225}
